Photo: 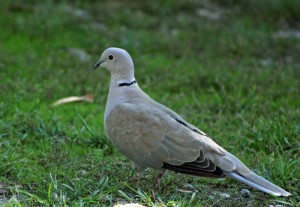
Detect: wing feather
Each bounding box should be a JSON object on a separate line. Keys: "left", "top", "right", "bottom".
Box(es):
{"left": 105, "top": 102, "right": 226, "bottom": 173}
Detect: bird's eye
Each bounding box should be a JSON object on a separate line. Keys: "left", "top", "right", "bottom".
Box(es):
{"left": 108, "top": 55, "right": 114, "bottom": 60}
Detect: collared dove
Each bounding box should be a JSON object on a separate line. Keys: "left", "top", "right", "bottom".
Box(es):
{"left": 93, "top": 47, "right": 291, "bottom": 197}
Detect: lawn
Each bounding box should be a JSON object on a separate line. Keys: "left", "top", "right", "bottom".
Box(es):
{"left": 0, "top": 0, "right": 300, "bottom": 206}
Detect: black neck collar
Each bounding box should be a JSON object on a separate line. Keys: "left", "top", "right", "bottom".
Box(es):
{"left": 118, "top": 80, "right": 137, "bottom": 87}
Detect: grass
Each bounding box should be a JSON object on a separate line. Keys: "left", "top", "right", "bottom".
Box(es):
{"left": 1, "top": 0, "right": 300, "bottom": 206}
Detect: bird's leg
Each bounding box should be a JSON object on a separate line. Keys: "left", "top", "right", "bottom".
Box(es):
{"left": 130, "top": 162, "right": 146, "bottom": 182}
{"left": 153, "top": 169, "right": 166, "bottom": 190}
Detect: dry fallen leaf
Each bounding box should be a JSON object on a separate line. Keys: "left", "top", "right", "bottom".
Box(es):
{"left": 51, "top": 94, "right": 94, "bottom": 107}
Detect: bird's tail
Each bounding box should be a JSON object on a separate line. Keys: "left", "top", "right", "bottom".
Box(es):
{"left": 226, "top": 171, "right": 291, "bottom": 196}
{"left": 222, "top": 153, "right": 291, "bottom": 197}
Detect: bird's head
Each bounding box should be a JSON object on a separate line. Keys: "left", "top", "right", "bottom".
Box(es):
{"left": 93, "top": 47, "right": 134, "bottom": 76}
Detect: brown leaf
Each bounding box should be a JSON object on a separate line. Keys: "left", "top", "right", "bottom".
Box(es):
{"left": 51, "top": 94, "right": 94, "bottom": 107}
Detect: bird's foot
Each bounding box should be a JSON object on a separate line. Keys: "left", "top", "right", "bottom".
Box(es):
{"left": 153, "top": 170, "right": 166, "bottom": 190}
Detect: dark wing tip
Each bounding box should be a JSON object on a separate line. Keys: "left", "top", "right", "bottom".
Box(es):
{"left": 163, "top": 159, "right": 224, "bottom": 178}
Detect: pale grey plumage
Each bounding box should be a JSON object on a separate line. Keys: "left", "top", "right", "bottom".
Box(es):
{"left": 93, "top": 47, "right": 291, "bottom": 197}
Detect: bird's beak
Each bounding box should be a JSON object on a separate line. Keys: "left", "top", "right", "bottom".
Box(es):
{"left": 93, "top": 60, "right": 104, "bottom": 70}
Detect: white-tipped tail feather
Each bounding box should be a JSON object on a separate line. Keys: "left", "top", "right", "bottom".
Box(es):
{"left": 215, "top": 153, "right": 291, "bottom": 196}
{"left": 226, "top": 171, "right": 291, "bottom": 196}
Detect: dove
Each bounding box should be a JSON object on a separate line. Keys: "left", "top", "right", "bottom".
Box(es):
{"left": 93, "top": 47, "right": 291, "bottom": 197}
